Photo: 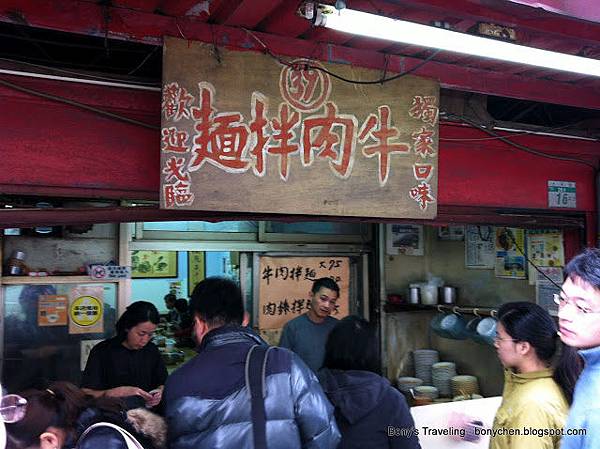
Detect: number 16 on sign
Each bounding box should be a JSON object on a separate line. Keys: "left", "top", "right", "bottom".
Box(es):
{"left": 548, "top": 181, "right": 576, "bottom": 208}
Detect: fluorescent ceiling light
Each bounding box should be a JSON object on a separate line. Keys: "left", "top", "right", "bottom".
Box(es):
{"left": 320, "top": 6, "right": 600, "bottom": 77}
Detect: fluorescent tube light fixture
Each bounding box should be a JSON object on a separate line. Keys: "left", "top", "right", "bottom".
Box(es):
{"left": 317, "top": 4, "right": 600, "bottom": 77}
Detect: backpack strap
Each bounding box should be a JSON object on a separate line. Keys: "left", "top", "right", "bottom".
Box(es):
{"left": 77, "top": 422, "right": 145, "bottom": 449}
{"left": 245, "top": 344, "right": 273, "bottom": 449}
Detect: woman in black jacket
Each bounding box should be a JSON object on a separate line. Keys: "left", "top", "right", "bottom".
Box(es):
{"left": 321, "top": 316, "right": 421, "bottom": 449}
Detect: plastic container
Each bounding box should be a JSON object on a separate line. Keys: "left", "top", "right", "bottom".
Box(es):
{"left": 421, "top": 284, "right": 439, "bottom": 305}
{"left": 165, "top": 338, "right": 176, "bottom": 352}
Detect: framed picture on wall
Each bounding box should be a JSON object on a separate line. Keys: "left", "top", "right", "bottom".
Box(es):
{"left": 188, "top": 251, "right": 205, "bottom": 293}
{"left": 386, "top": 224, "right": 424, "bottom": 256}
{"left": 131, "top": 251, "right": 178, "bottom": 278}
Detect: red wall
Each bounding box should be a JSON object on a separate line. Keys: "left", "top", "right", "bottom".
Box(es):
{"left": 0, "top": 75, "right": 597, "bottom": 212}
{"left": 439, "top": 124, "right": 597, "bottom": 211}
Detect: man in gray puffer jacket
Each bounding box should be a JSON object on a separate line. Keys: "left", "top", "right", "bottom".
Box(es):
{"left": 164, "top": 277, "right": 341, "bottom": 449}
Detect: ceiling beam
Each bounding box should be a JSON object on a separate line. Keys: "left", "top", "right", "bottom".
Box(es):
{"left": 223, "top": 0, "right": 283, "bottom": 28}
{"left": 376, "top": 0, "right": 600, "bottom": 46}
{"left": 1, "top": 0, "right": 599, "bottom": 109}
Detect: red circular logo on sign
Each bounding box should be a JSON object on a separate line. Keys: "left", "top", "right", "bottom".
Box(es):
{"left": 280, "top": 60, "right": 331, "bottom": 113}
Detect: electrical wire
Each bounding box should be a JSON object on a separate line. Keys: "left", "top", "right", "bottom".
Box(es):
{"left": 306, "top": 49, "right": 442, "bottom": 85}
{"left": 443, "top": 112, "right": 597, "bottom": 170}
{"left": 243, "top": 28, "right": 441, "bottom": 84}
{"left": 439, "top": 119, "right": 595, "bottom": 142}
{"left": 0, "top": 30, "right": 154, "bottom": 52}
{"left": 128, "top": 46, "right": 160, "bottom": 75}
{"left": 0, "top": 77, "right": 159, "bottom": 130}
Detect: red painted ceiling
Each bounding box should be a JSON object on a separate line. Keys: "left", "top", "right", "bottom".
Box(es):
{"left": 0, "top": 0, "right": 599, "bottom": 109}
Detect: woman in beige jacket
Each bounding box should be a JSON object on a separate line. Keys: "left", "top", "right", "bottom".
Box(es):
{"left": 490, "top": 302, "right": 581, "bottom": 449}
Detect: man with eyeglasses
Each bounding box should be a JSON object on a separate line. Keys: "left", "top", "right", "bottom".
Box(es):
{"left": 556, "top": 248, "right": 600, "bottom": 449}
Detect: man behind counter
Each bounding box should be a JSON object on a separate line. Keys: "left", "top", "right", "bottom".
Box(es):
{"left": 279, "top": 278, "right": 340, "bottom": 373}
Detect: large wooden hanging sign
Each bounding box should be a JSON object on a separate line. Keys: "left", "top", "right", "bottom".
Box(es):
{"left": 160, "top": 37, "right": 439, "bottom": 219}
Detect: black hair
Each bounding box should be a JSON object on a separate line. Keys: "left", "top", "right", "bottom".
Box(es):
{"left": 174, "top": 298, "right": 188, "bottom": 313}
{"left": 564, "top": 248, "right": 600, "bottom": 290}
{"left": 6, "top": 381, "right": 124, "bottom": 449}
{"left": 323, "top": 315, "right": 380, "bottom": 374}
{"left": 190, "top": 277, "right": 244, "bottom": 327}
{"left": 498, "top": 301, "right": 582, "bottom": 404}
{"left": 164, "top": 293, "right": 177, "bottom": 306}
{"left": 311, "top": 277, "right": 340, "bottom": 295}
{"left": 115, "top": 301, "right": 160, "bottom": 339}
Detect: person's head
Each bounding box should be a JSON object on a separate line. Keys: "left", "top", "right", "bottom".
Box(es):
{"left": 497, "top": 301, "right": 582, "bottom": 403}
{"left": 323, "top": 315, "right": 380, "bottom": 374}
{"left": 164, "top": 294, "right": 176, "bottom": 311}
{"left": 6, "top": 382, "right": 85, "bottom": 449}
{"left": 559, "top": 248, "right": 600, "bottom": 349}
{"left": 190, "top": 277, "right": 244, "bottom": 344}
{"left": 174, "top": 298, "right": 188, "bottom": 314}
{"left": 116, "top": 301, "right": 160, "bottom": 350}
{"left": 18, "top": 286, "right": 57, "bottom": 315}
{"left": 495, "top": 302, "right": 557, "bottom": 370}
{"left": 308, "top": 278, "right": 340, "bottom": 321}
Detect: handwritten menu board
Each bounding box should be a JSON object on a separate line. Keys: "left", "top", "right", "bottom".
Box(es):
{"left": 258, "top": 256, "right": 350, "bottom": 330}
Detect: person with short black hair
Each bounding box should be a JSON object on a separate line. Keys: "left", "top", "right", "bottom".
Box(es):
{"left": 557, "top": 248, "right": 600, "bottom": 449}
{"left": 81, "top": 301, "right": 167, "bottom": 409}
{"left": 172, "top": 298, "right": 193, "bottom": 347}
{"left": 279, "top": 278, "right": 340, "bottom": 373}
{"left": 321, "top": 316, "right": 421, "bottom": 449}
{"left": 164, "top": 276, "right": 340, "bottom": 449}
{"left": 163, "top": 294, "right": 177, "bottom": 323}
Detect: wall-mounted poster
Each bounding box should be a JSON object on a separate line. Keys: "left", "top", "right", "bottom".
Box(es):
{"left": 386, "top": 224, "right": 424, "bottom": 256}
{"left": 438, "top": 226, "right": 464, "bottom": 241}
{"left": 495, "top": 227, "right": 526, "bottom": 279}
{"left": 69, "top": 286, "right": 104, "bottom": 335}
{"left": 465, "top": 225, "right": 495, "bottom": 269}
{"left": 131, "top": 250, "right": 178, "bottom": 278}
{"left": 38, "top": 295, "right": 68, "bottom": 326}
{"left": 188, "top": 251, "right": 205, "bottom": 293}
{"left": 527, "top": 230, "right": 564, "bottom": 285}
{"left": 258, "top": 256, "right": 350, "bottom": 330}
{"left": 160, "top": 37, "right": 440, "bottom": 219}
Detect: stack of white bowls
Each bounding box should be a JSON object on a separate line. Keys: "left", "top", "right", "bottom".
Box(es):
{"left": 451, "top": 375, "right": 480, "bottom": 398}
{"left": 396, "top": 376, "right": 423, "bottom": 395}
{"left": 414, "top": 385, "right": 439, "bottom": 400}
{"left": 413, "top": 349, "right": 439, "bottom": 385}
{"left": 432, "top": 362, "right": 457, "bottom": 397}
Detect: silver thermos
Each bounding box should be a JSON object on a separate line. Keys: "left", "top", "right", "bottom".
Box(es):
{"left": 441, "top": 286, "right": 457, "bottom": 304}
{"left": 408, "top": 286, "right": 421, "bottom": 304}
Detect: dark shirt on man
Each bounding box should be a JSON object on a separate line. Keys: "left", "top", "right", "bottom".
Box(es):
{"left": 279, "top": 314, "right": 338, "bottom": 372}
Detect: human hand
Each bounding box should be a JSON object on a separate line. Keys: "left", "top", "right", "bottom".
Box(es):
{"left": 146, "top": 387, "right": 163, "bottom": 408}
{"left": 105, "top": 386, "right": 153, "bottom": 402}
